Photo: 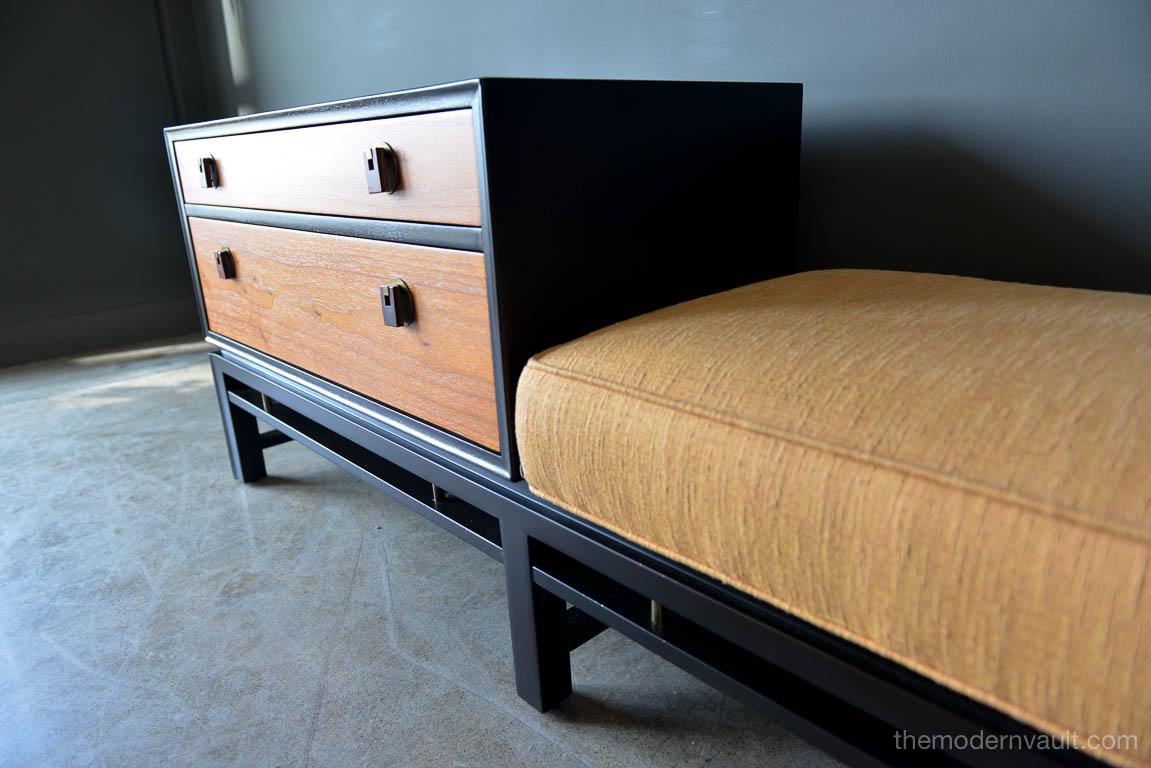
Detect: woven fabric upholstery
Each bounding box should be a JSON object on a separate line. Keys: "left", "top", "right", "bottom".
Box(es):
{"left": 515, "top": 269, "right": 1151, "bottom": 768}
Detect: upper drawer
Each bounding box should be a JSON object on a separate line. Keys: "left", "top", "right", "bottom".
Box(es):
{"left": 174, "top": 110, "right": 481, "bottom": 226}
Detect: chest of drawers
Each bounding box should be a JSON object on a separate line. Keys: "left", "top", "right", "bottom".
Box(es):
{"left": 166, "top": 78, "right": 802, "bottom": 477}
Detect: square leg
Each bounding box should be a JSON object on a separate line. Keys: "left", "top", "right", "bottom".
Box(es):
{"left": 502, "top": 525, "right": 572, "bottom": 711}
{"left": 210, "top": 356, "right": 267, "bottom": 483}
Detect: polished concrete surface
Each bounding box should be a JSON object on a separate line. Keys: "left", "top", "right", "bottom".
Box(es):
{"left": 0, "top": 341, "right": 842, "bottom": 767}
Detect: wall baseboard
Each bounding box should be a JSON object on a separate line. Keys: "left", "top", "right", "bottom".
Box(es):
{"left": 0, "top": 299, "right": 201, "bottom": 368}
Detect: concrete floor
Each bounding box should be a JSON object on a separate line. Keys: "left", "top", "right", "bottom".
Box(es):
{"left": 0, "top": 341, "right": 843, "bottom": 768}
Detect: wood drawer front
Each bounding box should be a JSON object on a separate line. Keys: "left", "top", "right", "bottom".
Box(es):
{"left": 175, "top": 110, "right": 481, "bottom": 226}
{"left": 189, "top": 217, "right": 499, "bottom": 450}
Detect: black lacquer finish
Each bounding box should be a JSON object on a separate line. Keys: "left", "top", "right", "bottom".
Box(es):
{"left": 169, "top": 79, "right": 479, "bottom": 141}
{"left": 209, "top": 352, "right": 1104, "bottom": 768}
{"left": 183, "top": 204, "right": 484, "bottom": 252}
{"left": 476, "top": 79, "right": 802, "bottom": 474}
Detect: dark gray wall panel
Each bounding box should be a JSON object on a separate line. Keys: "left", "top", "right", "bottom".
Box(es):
{"left": 0, "top": 0, "right": 198, "bottom": 366}
{"left": 196, "top": 0, "right": 1151, "bottom": 293}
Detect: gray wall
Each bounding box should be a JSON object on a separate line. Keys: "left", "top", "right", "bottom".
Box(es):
{"left": 0, "top": 1, "right": 201, "bottom": 366}
{"left": 198, "top": 0, "right": 1151, "bottom": 293}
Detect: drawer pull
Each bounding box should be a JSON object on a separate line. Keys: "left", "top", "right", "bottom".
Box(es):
{"left": 214, "top": 247, "right": 236, "bottom": 279}
{"left": 198, "top": 156, "right": 220, "bottom": 188}
{"left": 380, "top": 279, "right": 414, "bottom": 327}
{"left": 364, "top": 144, "right": 399, "bottom": 194}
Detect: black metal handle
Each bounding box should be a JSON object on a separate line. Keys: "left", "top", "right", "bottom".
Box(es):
{"left": 380, "top": 280, "right": 414, "bottom": 327}
{"left": 214, "top": 247, "right": 235, "bottom": 279}
{"left": 198, "top": 156, "right": 219, "bottom": 188}
{"left": 364, "top": 144, "right": 399, "bottom": 194}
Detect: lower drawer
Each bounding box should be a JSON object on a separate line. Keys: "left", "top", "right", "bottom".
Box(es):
{"left": 188, "top": 217, "right": 500, "bottom": 450}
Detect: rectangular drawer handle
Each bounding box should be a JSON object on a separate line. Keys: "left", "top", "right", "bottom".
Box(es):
{"left": 214, "top": 247, "right": 236, "bottom": 279}
{"left": 364, "top": 144, "right": 399, "bottom": 194}
{"left": 380, "top": 279, "right": 413, "bottom": 326}
{"left": 198, "top": 156, "right": 220, "bottom": 188}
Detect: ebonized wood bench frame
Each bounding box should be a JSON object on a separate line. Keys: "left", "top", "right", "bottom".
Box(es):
{"left": 210, "top": 350, "right": 1106, "bottom": 768}
{"left": 169, "top": 78, "right": 1110, "bottom": 768}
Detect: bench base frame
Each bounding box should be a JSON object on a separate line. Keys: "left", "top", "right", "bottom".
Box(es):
{"left": 211, "top": 350, "right": 1105, "bottom": 768}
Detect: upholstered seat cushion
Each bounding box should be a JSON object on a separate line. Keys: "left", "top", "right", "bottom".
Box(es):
{"left": 515, "top": 269, "right": 1151, "bottom": 768}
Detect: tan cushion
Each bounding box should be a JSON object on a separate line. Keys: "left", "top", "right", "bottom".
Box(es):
{"left": 516, "top": 269, "right": 1151, "bottom": 768}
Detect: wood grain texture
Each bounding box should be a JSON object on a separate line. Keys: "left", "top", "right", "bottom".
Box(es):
{"left": 175, "top": 110, "right": 481, "bottom": 226}
{"left": 190, "top": 217, "right": 499, "bottom": 450}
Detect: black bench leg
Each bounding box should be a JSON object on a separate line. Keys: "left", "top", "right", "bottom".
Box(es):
{"left": 211, "top": 357, "right": 267, "bottom": 483}
{"left": 503, "top": 525, "right": 572, "bottom": 711}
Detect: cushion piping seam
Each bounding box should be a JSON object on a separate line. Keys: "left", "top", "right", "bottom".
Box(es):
{"left": 526, "top": 359, "right": 1150, "bottom": 546}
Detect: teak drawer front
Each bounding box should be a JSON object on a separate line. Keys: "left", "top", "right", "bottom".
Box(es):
{"left": 175, "top": 110, "right": 481, "bottom": 226}
{"left": 189, "top": 217, "right": 499, "bottom": 450}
